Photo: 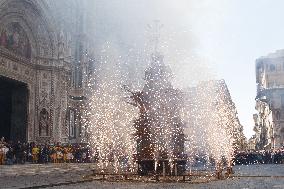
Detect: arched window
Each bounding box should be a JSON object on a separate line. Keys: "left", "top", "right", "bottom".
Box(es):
{"left": 270, "top": 64, "right": 276, "bottom": 72}
{"left": 281, "top": 95, "right": 284, "bottom": 108}
{"left": 69, "top": 109, "right": 76, "bottom": 138}
{"left": 276, "top": 111, "right": 280, "bottom": 120}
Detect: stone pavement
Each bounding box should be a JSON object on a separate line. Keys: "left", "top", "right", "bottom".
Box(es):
{"left": 2, "top": 164, "right": 284, "bottom": 189}
{"left": 0, "top": 163, "right": 93, "bottom": 189}
{"left": 0, "top": 163, "right": 92, "bottom": 177}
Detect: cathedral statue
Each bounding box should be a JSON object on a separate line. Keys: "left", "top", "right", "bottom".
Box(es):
{"left": 58, "top": 29, "right": 65, "bottom": 59}
{"left": 39, "top": 108, "right": 49, "bottom": 136}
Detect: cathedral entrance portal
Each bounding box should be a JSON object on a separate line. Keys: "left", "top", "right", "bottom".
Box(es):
{"left": 0, "top": 76, "right": 28, "bottom": 142}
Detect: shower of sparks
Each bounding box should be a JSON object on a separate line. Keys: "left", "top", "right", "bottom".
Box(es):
{"left": 82, "top": 43, "right": 139, "bottom": 172}
{"left": 82, "top": 37, "right": 244, "bottom": 174}
{"left": 182, "top": 80, "right": 241, "bottom": 166}
{"left": 131, "top": 52, "right": 186, "bottom": 169}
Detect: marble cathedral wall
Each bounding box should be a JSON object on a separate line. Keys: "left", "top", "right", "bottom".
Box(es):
{"left": 0, "top": 0, "right": 93, "bottom": 144}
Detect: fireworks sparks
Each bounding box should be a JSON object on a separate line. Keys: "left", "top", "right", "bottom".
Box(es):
{"left": 81, "top": 41, "right": 243, "bottom": 174}
{"left": 82, "top": 44, "right": 139, "bottom": 172}
{"left": 182, "top": 80, "right": 241, "bottom": 165}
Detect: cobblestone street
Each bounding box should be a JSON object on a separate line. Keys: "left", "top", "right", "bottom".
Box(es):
{"left": 2, "top": 164, "right": 284, "bottom": 189}
{"left": 0, "top": 163, "right": 92, "bottom": 189}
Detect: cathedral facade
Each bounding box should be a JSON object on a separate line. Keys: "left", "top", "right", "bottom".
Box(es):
{"left": 0, "top": 0, "right": 95, "bottom": 144}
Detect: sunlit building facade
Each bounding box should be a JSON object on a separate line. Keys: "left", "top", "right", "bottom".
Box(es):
{"left": 255, "top": 50, "right": 284, "bottom": 149}
{"left": 247, "top": 135, "right": 256, "bottom": 151}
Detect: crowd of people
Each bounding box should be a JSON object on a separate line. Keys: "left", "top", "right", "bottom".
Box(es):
{"left": 233, "top": 149, "right": 284, "bottom": 165}
{"left": 2, "top": 136, "right": 284, "bottom": 167}
{"left": 0, "top": 137, "right": 92, "bottom": 165}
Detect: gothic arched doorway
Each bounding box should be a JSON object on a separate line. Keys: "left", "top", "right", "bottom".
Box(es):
{"left": 0, "top": 75, "right": 28, "bottom": 142}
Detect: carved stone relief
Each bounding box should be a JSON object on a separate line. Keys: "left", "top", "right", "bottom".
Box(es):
{"left": 39, "top": 71, "right": 51, "bottom": 108}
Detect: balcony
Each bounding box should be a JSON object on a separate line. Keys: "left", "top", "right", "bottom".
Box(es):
{"left": 256, "top": 89, "right": 269, "bottom": 102}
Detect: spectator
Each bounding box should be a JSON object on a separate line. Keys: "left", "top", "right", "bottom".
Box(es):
{"left": 41, "top": 144, "right": 49, "bottom": 163}
{"left": 0, "top": 143, "right": 5, "bottom": 165}
{"left": 32, "top": 145, "right": 40, "bottom": 163}
{"left": 5, "top": 147, "right": 14, "bottom": 165}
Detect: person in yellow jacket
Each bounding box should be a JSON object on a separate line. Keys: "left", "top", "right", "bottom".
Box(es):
{"left": 32, "top": 145, "right": 40, "bottom": 163}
